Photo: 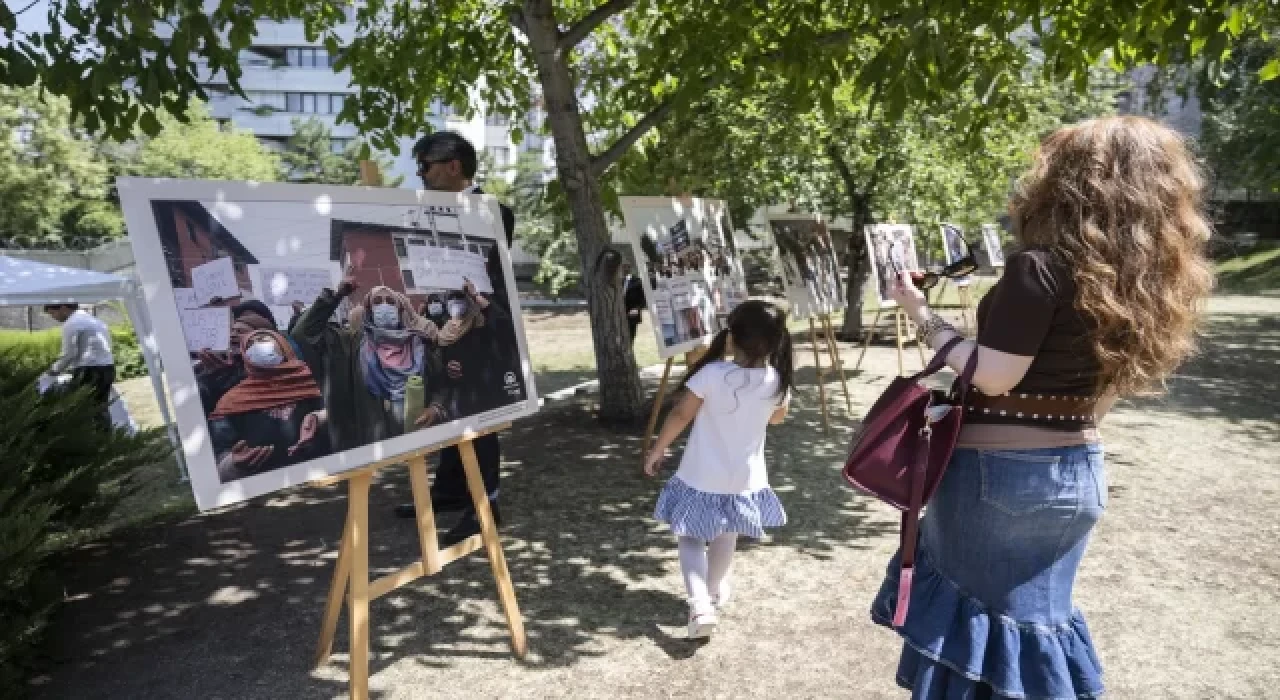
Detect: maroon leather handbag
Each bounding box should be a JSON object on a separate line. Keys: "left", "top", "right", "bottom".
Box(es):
{"left": 843, "top": 335, "right": 978, "bottom": 626}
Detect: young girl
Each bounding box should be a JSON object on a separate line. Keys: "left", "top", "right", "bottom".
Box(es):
{"left": 643, "top": 300, "right": 795, "bottom": 639}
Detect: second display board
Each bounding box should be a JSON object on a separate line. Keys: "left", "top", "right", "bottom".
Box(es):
{"left": 618, "top": 196, "right": 749, "bottom": 359}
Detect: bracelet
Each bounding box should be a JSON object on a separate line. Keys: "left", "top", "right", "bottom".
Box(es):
{"left": 917, "top": 313, "right": 958, "bottom": 348}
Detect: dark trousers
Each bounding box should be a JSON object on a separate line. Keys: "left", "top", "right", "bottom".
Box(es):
{"left": 71, "top": 365, "right": 116, "bottom": 429}
{"left": 432, "top": 432, "right": 501, "bottom": 507}
{"left": 627, "top": 313, "right": 640, "bottom": 342}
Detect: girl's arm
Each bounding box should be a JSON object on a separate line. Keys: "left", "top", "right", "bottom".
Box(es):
{"left": 643, "top": 391, "right": 704, "bottom": 476}
{"left": 769, "top": 398, "right": 789, "bottom": 425}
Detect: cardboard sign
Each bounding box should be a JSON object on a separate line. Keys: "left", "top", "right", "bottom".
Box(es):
{"left": 191, "top": 257, "right": 240, "bottom": 305}
{"left": 173, "top": 287, "right": 200, "bottom": 309}
{"left": 179, "top": 307, "right": 231, "bottom": 353}
{"left": 668, "top": 276, "right": 694, "bottom": 310}
{"left": 256, "top": 266, "right": 334, "bottom": 305}
{"left": 407, "top": 246, "right": 493, "bottom": 294}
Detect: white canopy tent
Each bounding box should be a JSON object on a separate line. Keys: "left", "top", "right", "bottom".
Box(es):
{"left": 0, "top": 255, "right": 186, "bottom": 478}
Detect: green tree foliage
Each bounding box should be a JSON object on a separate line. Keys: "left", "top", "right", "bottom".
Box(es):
{"left": 1200, "top": 31, "right": 1280, "bottom": 194}
{"left": 12, "top": 0, "right": 1274, "bottom": 421}
{"left": 0, "top": 351, "right": 171, "bottom": 694}
{"left": 114, "top": 102, "right": 281, "bottom": 182}
{"left": 0, "top": 85, "right": 119, "bottom": 248}
{"left": 280, "top": 118, "right": 401, "bottom": 186}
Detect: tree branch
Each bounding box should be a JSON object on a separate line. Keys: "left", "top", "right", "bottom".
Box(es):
{"left": 558, "top": 0, "right": 636, "bottom": 53}
{"left": 590, "top": 28, "right": 855, "bottom": 177}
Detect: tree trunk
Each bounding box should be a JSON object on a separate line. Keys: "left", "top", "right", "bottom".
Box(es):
{"left": 522, "top": 0, "right": 644, "bottom": 423}
{"left": 827, "top": 144, "right": 882, "bottom": 340}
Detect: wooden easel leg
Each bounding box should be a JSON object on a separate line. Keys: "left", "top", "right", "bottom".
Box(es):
{"left": 854, "top": 307, "right": 881, "bottom": 373}
{"left": 808, "top": 318, "right": 831, "bottom": 436}
{"left": 459, "top": 440, "right": 528, "bottom": 658}
{"left": 894, "top": 311, "right": 906, "bottom": 377}
{"left": 408, "top": 455, "right": 443, "bottom": 574}
{"left": 822, "top": 315, "right": 853, "bottom": 413}
{"left": 641, "top": 358, "right": 675, "bottom": 461}
{"left": 347, "top": 472, "right": 372, "bottom": 700}
{"left": 315, "top": 505, "right": 354, "bottom": 667}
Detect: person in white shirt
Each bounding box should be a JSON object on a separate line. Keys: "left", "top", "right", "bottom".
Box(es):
{"left": 43, "top": 303, "right": 116, "bottom": 427}
{"left": 643, "top": 300, "right": 795, "bottom": 639}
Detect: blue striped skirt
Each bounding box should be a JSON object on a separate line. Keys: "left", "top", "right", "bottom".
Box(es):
{"left": 654, "top": 476, "right": 787, "bottom": 541}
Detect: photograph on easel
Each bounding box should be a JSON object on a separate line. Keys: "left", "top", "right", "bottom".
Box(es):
{"left": 118, "top": 179, "right": 539, "bottom": 510}
{"left": 979, "top": 223, "right": 1007, "bottom": 269}
{"left": 618, "top": 196, "right": 750, "bottom": 359}
{"left": 766, "top": 214, "right": 847, "bottom": 320}
{"left": 864, "top": 223, "right": 921, "bottom": 307}
{"left": 940, "top": 223, "right": 975, "bottom": 287}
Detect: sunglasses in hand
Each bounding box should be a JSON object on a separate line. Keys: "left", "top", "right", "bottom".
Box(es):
{"left": 890, "top": 238, "right": 978, "bottom": 291}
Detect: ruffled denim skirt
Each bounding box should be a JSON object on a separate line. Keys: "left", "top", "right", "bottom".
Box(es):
{"left": 871, "top": 445, "right": 1108, "bottom": 699}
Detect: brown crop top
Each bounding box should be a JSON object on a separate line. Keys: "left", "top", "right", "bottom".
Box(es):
{"left": 968, "top": 248, "right": 1104, "bottom": 431}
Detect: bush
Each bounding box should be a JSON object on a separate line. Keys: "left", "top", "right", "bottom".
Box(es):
{"left": 0, "top": 325, "right": 148, "bottom": 380}
{"left": 0, "top": 350, "right": 171, "bottom": 695}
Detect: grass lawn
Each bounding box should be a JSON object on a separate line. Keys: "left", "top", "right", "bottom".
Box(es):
{"left": 1216, "top": 243, "right": 1280, "bottom": 294}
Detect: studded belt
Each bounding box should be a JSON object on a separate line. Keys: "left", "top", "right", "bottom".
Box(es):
{"left": 964, "top": 392, "right": 1100, "bottom": 424}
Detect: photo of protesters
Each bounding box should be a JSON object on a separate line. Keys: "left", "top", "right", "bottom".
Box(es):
{"left": 209, "top": 329, "right": 329, "bottom": 481}
{"left": 863, "top": 224, "right": 922, "bottom": 306}
{"left": 768, "top": 216, "right": 847, "bottom": 319}
{"left": 621, "top": 197, "right": 748, "bottom": 357}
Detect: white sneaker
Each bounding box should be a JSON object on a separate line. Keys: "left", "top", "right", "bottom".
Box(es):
{"left": 687, "top": 609, "right": 718, "bottom": 639}
{"left": 712, "top": 582, "right": 732, "bottom": 609}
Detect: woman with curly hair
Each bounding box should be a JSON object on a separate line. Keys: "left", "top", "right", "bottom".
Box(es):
{"left": 872, "top": 116, "right": 1214, "bottom": 699}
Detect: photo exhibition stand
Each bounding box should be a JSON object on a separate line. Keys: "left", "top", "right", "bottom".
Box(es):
{"left": 853, "top": 305, "right": 927, "bottom": 377}
{"left": 642, "top": 345, "right": 708, "bottom": 461}
{"left": 312, "top": 163, "right": 527, "bottom": 700}
{"left": 807, "top": 313, "right": 853, "bottom": 435}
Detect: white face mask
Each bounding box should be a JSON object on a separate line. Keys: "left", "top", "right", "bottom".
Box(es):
{"left": 371, "top": 303, "right": 400, "bottom": 329}
{"left": 427, "top": 302, "right": 444, "bottom": 316}
{"left": 245, "top": 341, "right": 283, "bottom": 367}
{"left": 447, "top": 301, "right": 468, "bottom": 319}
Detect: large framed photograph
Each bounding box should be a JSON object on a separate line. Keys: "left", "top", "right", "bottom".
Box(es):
{"left": 979, "top": 223, "right": 1006, "bottom": 269}
{"left": 118, "top": 179, "right": 538, "bottom": 510}
{"left": 618, "top": 196, "right": 749, "bottom": 359}
{"left": 864, "top": 224, "right": 921, "bottom": 308}
{"left": 767, "top": 214, "right": 847, "bottom": 320}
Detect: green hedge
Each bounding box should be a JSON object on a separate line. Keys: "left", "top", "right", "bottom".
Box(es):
{"left": 0, "top": 350, "right": 171, "bottom": 695}
{"left": 0, "top": 327, "right": 147, "bottom": 380}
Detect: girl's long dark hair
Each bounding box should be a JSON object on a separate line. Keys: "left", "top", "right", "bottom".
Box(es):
{"left": 679, "top": 300, "right": 794, "bottom": 399}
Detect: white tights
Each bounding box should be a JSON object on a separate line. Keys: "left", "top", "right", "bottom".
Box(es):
{"left": 677, "top": 534, "right": 738, "bottom": 614}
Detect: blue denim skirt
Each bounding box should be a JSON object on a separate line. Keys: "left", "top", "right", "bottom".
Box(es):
{"left": 871, "top": 445, "right": 1108, "bottom": 699}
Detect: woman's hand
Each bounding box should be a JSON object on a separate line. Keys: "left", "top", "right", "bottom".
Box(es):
{"left": 337, "top": 264, "right": 359, "bottom": 298}
{"left": 414, "top": 405, "right": 442, "bottom": 428}
{"left": 889, "top": 270, "right": 930, "bottom": 323}
{"left": 463, "top": 277, "right": 490, "bottom": 310}
{"left": 288, "top": 411, "right": 324, "bottom": 456}
{"left": 231, "top": 440, "right": 274, "bottom": 468}
{"left": 643, "top": 449, "right": 666, "bottom": 478}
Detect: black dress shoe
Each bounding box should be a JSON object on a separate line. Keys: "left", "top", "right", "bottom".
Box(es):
{"left": 394, "top": 495, "right": 471, "bottom": 519}
{"left": 439, "top": 502, "right": 502, "bottom": 547}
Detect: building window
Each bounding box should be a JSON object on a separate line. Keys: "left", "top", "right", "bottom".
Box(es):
{"left": 487, "top": 146, "right": 510, "bottom": 167}
{"left": 401, "top": 268, "right": 416, "bottom": 290}
{"left": 393, "top": 238, "right": 408, "bottom": 258}
{"left": 283, "top": 93, "right": 349, "bottom": 114}
{"left": 285, "top": 47, "right": 336, "bottom": 69}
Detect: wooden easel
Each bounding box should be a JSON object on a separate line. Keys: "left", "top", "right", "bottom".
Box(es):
{"left": 931, "top": 278, "right": 976, "bottom": 335}
{"left": 642, "top": 346, "right": 707, "bottom": 460}
{"left": 312, "top": 427, "right": 527, "bottom": 700}
{"left": 807, "top": 313, "right": 853, "bottom": 435}
{"left": 853, "top": 306, "right": 927, "bottom": 377}
{"left": 311, "top": 162, "right": 526, "bottom": 700}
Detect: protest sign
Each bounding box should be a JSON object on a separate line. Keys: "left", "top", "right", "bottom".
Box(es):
{"left": 255, "top": 266, "right": 335, "bottom": 305}
{"left": 173, "top": 287, "right": 200, "bottom": 309}
{"left": 179, "top": 307, "right": 231, "bottom": 352}
{"left": 407, "top": 245, "right": 494, "bottom": 293}
{"left": 191, "top": 257, "right": 240, "bottom": 305}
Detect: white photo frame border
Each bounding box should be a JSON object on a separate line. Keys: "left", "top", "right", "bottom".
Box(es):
{"left": 117, "top": 177, "right": 541, "bottom": 511}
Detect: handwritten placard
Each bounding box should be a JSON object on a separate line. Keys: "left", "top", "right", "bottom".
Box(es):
{"left": 407, "top": 246, "right": 493, "bottom": 294}
{"left": 256, "top": 266, "right": 334, "bottom": 305}
{"left": 191, "top": 257, "right": 240, "bottom": 305}
{"left": 173, "top": 287, "right": 199, "bottom": 309}
{"left": 179, "top": 307, "right": 231, "bottom": 353}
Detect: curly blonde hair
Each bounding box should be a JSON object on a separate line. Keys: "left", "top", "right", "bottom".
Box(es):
{"left": 1008, "top": 116, "right": 1215, "bottom": 396}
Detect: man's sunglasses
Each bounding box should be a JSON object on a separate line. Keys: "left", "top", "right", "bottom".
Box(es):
{"left": 416, "top": 158, "right": 451, "bottom": 174}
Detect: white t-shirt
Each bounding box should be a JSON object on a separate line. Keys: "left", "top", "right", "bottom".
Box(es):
{"left": 675, "top": 360, "right": 785, "bottom": 495}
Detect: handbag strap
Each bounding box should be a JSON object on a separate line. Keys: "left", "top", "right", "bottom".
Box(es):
{"left": 909, "top": 335, "right": 966, "bottom": 382}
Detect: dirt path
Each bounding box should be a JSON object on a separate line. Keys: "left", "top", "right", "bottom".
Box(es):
{"left": 34, "top": 296, "right": 1280, "bottom": 699}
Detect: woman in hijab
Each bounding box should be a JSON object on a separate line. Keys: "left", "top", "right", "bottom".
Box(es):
{"left": 290, "top": 268, "right": 484, "bottom": 452}
{"left": 427, "top": 285, "right": 522, "bottom": 423}
{"left": 208, "top": 329, "right": 328, "bottom": 481}
{"left": 195, "top": 301, "right": 279, "bottom": 415}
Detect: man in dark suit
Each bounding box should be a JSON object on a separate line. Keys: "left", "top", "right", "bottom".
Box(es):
{"left": 394, "top": 131, "right": 516, "bottom": 547}
{"left": 621, "top": 262, "right": 646, "bottom": 343}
